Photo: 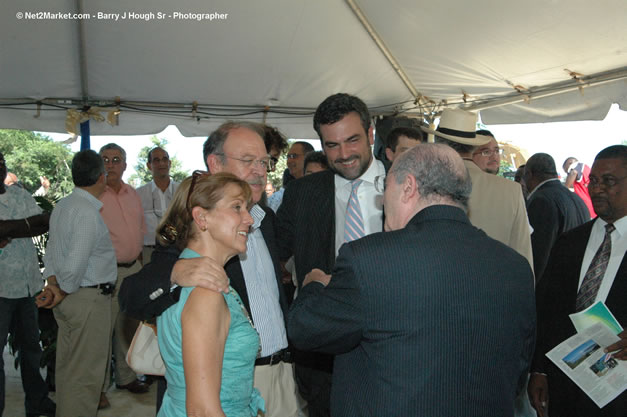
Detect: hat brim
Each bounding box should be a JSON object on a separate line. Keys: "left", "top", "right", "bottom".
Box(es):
{"left": 421, "top": 126, "right": 491, "bottom": 146}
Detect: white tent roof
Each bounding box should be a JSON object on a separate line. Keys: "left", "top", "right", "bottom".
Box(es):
{"left": 1, "top": 0, "right": 626, "bottom": 138}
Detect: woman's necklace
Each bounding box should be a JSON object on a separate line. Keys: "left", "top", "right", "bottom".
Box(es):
{"left": 229, "top": 286, "right": 262, "bottom": 356}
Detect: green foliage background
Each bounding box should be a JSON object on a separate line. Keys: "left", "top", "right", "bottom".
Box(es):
{"left": 128, "top": 136, "right": 189, "bottom": 186}
{"left": 0, "top": 129, "right": 73, "bottom": 200}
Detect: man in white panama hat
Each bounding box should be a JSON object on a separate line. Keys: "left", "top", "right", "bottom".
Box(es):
{"left": 425, "top": 109, "right": 535, "bottom": 417}
{"left": 424, "top": 108, "right": 534, "bottom": 271}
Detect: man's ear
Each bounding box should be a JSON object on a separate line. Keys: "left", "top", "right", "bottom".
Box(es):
{"left": 385, "top": 148, "right": 395, "bottom": 162}
{"left": 146, "top": 161, "right": 152, "bottom": 171}
{"left": 368, "top": 125, "right": 374, "bottom": 146}
{"left": 401, "top": 174, "right": 417, "bottom": 203}
{"left": 206, "top": 154, "right": 220, "bottom": 173}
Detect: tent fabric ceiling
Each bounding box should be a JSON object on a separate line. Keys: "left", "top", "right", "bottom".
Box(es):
{"left": 1, "top": 0, "right": 626, "bottom": 138}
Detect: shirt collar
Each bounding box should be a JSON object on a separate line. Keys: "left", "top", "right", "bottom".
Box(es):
{"left": 150, "top": 179, "right": 173, "bottom": 193}
{"left": 104, "top": 181, "right": 129, "bottom": 195}
{"left": 595, "top": 215, "right": 627, "bottom": 238}
{"left": 74, "top": 187, "right": 103, "bottom": 210}
{"left": 335, "top": 157, "right": 385, "bottom": 189}
{"left": 249, "top": 204, "right": 266, "bottom": 230}
{"left": 527, "top": 178, "right": 560, "bottom": 200}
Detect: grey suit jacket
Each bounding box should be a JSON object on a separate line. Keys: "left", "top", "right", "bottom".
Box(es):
{"left": 289, "top": 205, "right": 536, "bottom": 417}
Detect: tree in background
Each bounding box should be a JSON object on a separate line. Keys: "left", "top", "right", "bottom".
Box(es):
{"left": 0, "top": 129, "right": 73, "bottom": 200}
{"left": 129, "top": 136, "right": 189, "bottom": 186}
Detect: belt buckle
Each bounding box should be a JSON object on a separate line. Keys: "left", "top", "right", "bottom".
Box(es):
{"left": 101, "top": 284, "right": 114, "bottom": 295}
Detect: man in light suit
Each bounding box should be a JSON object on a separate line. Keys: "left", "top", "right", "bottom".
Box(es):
{"left": 425, "top": 109, "right": 534, "bottom": 269}
{"left": 528, "top": 145, "right": 627, "bottom": 417}
{"left": 288, "top": 143, "right": 536, "bottom": 417}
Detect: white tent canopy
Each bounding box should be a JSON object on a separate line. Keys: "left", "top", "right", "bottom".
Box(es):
{"left": 1, "top": 0, "right": 626, "bottom": 138}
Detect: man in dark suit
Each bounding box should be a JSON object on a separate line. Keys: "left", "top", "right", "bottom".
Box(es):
{"left": 528, "top": 145, "right": 627, "bottom": 417}
{"left": 118, "top": 121, "right": 301, "bottom": 417}
{"left": 524, "top": 152, "right": 590, "bottom": 279}
{"left": 276, "top": 93, "right": 387, "bottom": 416}
{"left": 288, "top": 143, "right": 536, "bottom": 417}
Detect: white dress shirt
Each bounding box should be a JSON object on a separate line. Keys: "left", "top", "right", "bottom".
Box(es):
{"left": 136, "top": 179, "right": 179, "bottom": 245}
{"left": 239, "top": 204, "right": 288, "bottom": 357}
{"left": 334, "top": 158, "right": 385, "bottom": 256}
{"left": 577, "top": 215, "right": 627, "bottom": 303}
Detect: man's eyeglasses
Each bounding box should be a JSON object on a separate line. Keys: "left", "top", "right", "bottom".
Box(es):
{"left": 187, "top": 170, "right": 210, "bottom": 211}
{"left": 374, "top": 175, "right": 386, "bottom": 193}
{"left": 473, "top": 148, "right": 504, "bottom": 157}
{"left": 588, "top": 175, "right": 627, "bottom": 189}
{"left": 216, "top": 153, "right": 274, "bottom": 172}
{"left": 102, "top": 156, "right": 124, "bottom": 165}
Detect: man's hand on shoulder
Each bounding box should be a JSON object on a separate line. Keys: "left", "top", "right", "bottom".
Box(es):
{"left": 171, "top": 257, "right": 229, "bottom": 293}
{"left": 303, "top": 268, "right": 331, "bottom": 287}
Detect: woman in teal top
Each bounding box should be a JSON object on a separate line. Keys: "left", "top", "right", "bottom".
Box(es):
{"left": 155, "top": 172, "right": 265, "bottom": 417}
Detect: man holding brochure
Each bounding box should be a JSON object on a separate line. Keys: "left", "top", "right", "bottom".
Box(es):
{"left": 529, "top": 145, "right": 627, "bottom": 417}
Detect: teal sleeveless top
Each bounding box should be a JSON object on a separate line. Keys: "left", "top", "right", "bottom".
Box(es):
{"left": 157, "top": 248, "right": 264, "bottom": 417}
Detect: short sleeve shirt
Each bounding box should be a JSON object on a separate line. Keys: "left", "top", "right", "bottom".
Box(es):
{"left": 0, "top": 186, "right": 43, "bottom": 298}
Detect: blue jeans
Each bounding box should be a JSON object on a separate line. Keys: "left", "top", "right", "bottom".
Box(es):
{"left": 0, "top": 296, "right": 50, "bottom": 416}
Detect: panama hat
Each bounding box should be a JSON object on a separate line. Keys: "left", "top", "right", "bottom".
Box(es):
{"left": 421, "top": 108, "right": 490, "bottom": 146}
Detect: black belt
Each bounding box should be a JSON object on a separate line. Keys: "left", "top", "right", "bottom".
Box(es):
{"left": 81, "top": 283, "right": 115, "bottom": 295}
{"left": 255, "top": 349, "right": 292, "bottom": 366}
{"left": 144, "top": 245, "right": 157, "bottom": 248}
{"left": 117, "top": 260, "right": 137, "bottom": 268}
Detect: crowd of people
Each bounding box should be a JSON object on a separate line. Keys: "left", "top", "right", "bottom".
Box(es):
{"left": 0, "top": 91, "right": 625, "bottom": 417}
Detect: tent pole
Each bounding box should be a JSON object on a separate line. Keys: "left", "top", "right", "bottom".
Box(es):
{"left": 80, "top": 120, "right": 90, "bottom": 150}
{"left": 76, "top": 0, "right": 89, "bottom": 102}
{"left": 462, "top": 67, "right": 627, "bottom": 113}
{"left": 345, "top": 0, "right": 420, "bottom": 101}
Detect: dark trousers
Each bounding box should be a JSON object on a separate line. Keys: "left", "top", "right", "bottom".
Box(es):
{"left": 295, "top": 361, "right": 332, "bottom": 417}
{"left": 0, "top": 297, "right": 50, "bottom": 416}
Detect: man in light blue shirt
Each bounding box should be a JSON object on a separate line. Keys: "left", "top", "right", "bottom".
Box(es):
{"left": 0, "top": 151, "right": 55, "bottom": 417}
{"left": 38, "top": 150, "right": 117, "bottom": 417}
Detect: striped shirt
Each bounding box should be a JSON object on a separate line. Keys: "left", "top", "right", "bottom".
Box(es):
{"left": 239, "top": 204, "right": 288, "bottom": 357}
{"left": 44, "top": 188, "right": 117, "bottom": 293}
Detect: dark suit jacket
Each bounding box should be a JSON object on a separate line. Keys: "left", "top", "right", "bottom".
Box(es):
{"left": 289, "top": 205, "right": 536, "bottom": 417}
{"left": 276, "top": 170, "right": 336, "bottom": 286}
{"left": 532, "top": 219, "right": 627, "bottom": 417}
{"left": 527, "top": 179, "right": 590, "bottom": 279}
{"left": 118, "top": 205, "right": 289, "bottom": 325}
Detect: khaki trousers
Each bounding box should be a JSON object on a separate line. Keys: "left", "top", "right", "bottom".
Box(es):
{"left": 254, "top": 362, "right": 304, "bottom": 417}
{"left": 104, "top": 261, "right": 142, "bottom": 388}
{"left": 54, "top": 288, "right": 112, "bottom": 417}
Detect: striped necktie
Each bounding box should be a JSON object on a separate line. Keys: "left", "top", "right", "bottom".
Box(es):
{"left": 575, "top": 223, "right": 616, "bottom": 311}
{"left": 344, "top": 179, "right": 365, "bottom": 242}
